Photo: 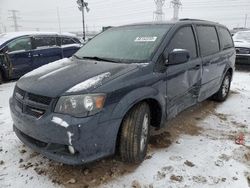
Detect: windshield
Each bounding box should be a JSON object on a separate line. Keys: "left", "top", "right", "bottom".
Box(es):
{"left": 75, "top": 25, "right": 172, "bottom": 62}
{"left": 233, "top": 32, "right": 250, "bottom": 42}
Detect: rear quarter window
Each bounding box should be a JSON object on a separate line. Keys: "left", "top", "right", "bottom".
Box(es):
{"left": 61, "top": 37, "right": 78, "bottom": 45}
{"left": 196, "top": 25, "right": 220, "bottom": 56}
{"left": 218, "top": 27, "right": 234, "bottom": 49}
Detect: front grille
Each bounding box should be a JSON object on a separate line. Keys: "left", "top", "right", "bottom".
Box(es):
{"left": 27, "top": 93, "right": 52, "bottom": 105}
{"left": 236, "top": 47, "right": 250, "bottom": 54}
{"left": 14, "top": 86, "right": 52, "bottom": 118}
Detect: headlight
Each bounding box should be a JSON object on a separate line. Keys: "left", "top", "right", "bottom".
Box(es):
{"left": 54, "top": 94, "right": 106, "bottom": 117}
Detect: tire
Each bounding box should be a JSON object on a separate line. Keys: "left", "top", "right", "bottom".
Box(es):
{"left": 119, "top": 102, "right": 151, "bottom": 163}
{"left": 212, "top": 72, "right": 232, "bottom": 102}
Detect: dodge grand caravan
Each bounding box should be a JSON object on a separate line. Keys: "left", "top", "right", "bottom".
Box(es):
{"left": 10, "top": 19, "right": 235, "bottom": 165}
{"left": 0, "top": 32, "right": 81, "bottom": 83}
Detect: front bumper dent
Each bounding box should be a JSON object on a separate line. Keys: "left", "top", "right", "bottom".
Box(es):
{"left": 10, "top": 97, "right": 122, "bottom": 165}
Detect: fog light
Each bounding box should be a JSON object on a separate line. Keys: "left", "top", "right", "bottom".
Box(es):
{"left": 68, "top": 145, "right": 75, "bottom": 154}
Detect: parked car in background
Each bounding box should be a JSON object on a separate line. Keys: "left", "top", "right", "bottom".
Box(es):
{"left": 0, "top": 32, "right": 82, "bottom": 83}
{"left": 10, "top": 19, "right": 235, "bottom": 165}
{"left": 233, "top": 31, "right": 250, "bottom": 65}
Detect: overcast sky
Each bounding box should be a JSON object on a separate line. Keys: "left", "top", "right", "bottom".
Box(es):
{"left": 0, "top": 0, "right": 249, "bottom": 33}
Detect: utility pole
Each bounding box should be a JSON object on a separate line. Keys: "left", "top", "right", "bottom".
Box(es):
{"left": 153, "top": 0, "right": 165, "bottom": 21}
{"left": 8, "top": 10, "right": 21, "bottom": 31}
{"left": 77, "top": 0, "right": 90, "bottom": 41}
{"left": 57, "top": 7, "right": 62, "bottom": 34}
{"left": 244, "top": 14, "right": 248, "bottom": 28}
{"left": 171, "top": 0, "right": 182, "bottom": 21}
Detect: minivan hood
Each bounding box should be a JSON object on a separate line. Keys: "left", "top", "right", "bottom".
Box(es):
{"left": 17, "top": 58, "right": 138, "bottom": 97}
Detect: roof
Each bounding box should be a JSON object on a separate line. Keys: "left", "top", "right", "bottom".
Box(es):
{"left": 0, "top": 31, "right": 77, "bottom": 47}
{"left": 0, "top": 31, "right": 76, "bottom": 38}
{"left": 118, "top": 18, "right": 223, "bottom": 28}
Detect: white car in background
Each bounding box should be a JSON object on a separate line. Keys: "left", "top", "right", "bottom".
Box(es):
{"left": 233, "top": 31, "right": 250, "bottom": 65}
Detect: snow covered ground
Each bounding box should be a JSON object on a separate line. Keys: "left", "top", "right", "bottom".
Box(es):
{"left": 0, "top": 70, "right": 250, "bottom": 188}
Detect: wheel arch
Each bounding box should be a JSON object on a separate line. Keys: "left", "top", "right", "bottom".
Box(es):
{"left": 112, "top": 87, "right": 165, "bottom": 154}
{"left": 111, "top": 87, "right": 165, "bottom": 128}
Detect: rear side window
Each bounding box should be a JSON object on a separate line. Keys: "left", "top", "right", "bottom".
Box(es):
{"left": 168, "top": 26, "right": 197, "bottom": 59}
{"left": 34, "top": 36, "right": 56, "bottom": 49}
{"left": 197, "top": 26, "right": 220, "bottom": 56}
{"left": 7, "top": 37, "right": 31, "bottom": 52}
{"left": 219, "top": 27, "right": 234, "bottom": 49}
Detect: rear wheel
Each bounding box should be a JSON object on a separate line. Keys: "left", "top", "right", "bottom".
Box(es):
{"left": 119, "top": 102, "right": 150, "bottom": 163}
{"left": 212, "top": 72, "right": 231, "bottom": 102}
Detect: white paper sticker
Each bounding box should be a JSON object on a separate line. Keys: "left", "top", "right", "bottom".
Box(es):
{"left": 134, "top": 36, "right": 157, "bottom": 42}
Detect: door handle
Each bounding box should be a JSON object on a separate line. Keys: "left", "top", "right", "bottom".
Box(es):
{"left": 33, "top": 54, "right": 39, "bottom": 57}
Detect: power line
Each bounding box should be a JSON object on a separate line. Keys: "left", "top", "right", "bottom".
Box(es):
{"left": 8, "top": 10, "right": 21, "bottom": 31}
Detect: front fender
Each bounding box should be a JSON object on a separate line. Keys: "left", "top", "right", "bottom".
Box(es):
{"left": 111, "top": 87, "right": 165, "bottom": 121}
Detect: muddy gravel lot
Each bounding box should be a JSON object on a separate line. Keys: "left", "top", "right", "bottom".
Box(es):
{"left": 0, "top": 70, "right": 250, "bottom": 188}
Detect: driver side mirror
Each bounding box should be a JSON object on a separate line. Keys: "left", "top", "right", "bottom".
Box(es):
{"left": 166, "top": 49, "right": 190, "bottom": 65}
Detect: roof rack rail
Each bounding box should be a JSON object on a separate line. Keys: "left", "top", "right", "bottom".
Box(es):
{"left": 179, "top": 18, "right": 207, "bottom": 22}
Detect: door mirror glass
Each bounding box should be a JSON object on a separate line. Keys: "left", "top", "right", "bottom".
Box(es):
{"left": 167, "top": 49, "right": 190, "bottom": 65}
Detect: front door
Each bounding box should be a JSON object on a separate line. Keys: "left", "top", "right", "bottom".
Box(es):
{"left": 164, "top": 26, "right": 202, "bottom": 119}
{"left": 6, "top": 37, "right": 33, "bottom": 78}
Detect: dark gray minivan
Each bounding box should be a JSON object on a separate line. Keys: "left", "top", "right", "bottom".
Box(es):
{"left": 10, "top": 19, "right": 235, "bottom": 165}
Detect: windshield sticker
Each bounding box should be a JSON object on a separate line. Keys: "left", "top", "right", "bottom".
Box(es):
{"left": 134, "top": 36, "right": 157, "bottom": 42}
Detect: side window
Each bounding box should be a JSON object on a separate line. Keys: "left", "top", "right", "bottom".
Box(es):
{"left": 34, "top": 36, "right": 56, "bottom": 49}
{"left": 196, "top": 26, "right": 220, "bottom": 56}
{"left": 7, "top": 37, "right": 31, "bottom": 52}
{"left": 168, "top": 26, "right": 197, "bottom": 59}
{"left": 219, "top": 27, "right": 234, "bottom": 49}
{"left": 61, "top": 37, "right": 77, "bottom": 45}
{"left": 73, "top": 38, "right": 81, "bottom": 43}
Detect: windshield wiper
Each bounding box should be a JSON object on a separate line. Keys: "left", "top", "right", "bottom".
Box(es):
{"left": 72, "top": 54, "right": 82, "bottom": 59}
{"left": 81, "top": 56, "right": 118, "bottom": 63}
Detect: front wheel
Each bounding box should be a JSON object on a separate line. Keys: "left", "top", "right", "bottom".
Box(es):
{"left": 212, "top": 72, "right": 232, "bottom": 102}
{"left": 119, "top": 102, "right": 150, "bottom": 163}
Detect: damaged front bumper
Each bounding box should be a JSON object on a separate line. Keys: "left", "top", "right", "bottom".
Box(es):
{"left": 10, "top": 97, "right": 122, "bottom": 165}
